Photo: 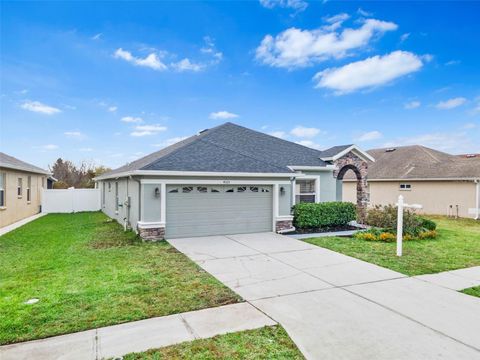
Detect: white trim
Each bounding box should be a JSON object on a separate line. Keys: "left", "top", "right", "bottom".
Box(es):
{"left": 276, "top": 215, "right": 293, "bottom": 221}
{"left": 140, "top": 178, "right": 292, "bottom": 185}
{"left": 140, "top": 183, "right": 145, "bottom": 222}
{"left": 273, "top": 184, "right": 279, "bottom": 231}
{"left": 475, "top": 180, "right": 479, "bottom": 220}
{"left": 137, "top": 221, "right": 165, "bottom": 229}
{"left": 277, "top": 227, "right": 295, "bottom": 234}
{"left": 160, "top": 183, "right": 166, "bottom": 224}
{"left": 291, "top": 178, "right": 296, "bottom": 207}
{"left": 320, "top": 145, "right": 375, "bottom": 163}
{"left": 288, "top": 165, "right": 336, "bottom": 171}
{"left": 96, "top": 170, "right": 296, "bottom": 181}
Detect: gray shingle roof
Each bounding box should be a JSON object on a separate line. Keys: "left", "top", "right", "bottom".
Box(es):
{"left": 0, "top": 152, "right": 50, "bottom": 175}
{"left": 101, "top": 122, "right": 337, "bottom": 178}
{"left": 320, "top": 144, "right": 353, "bottom": 158}
{"left": 344, "top": 145, "right": 480, "bottom": 180}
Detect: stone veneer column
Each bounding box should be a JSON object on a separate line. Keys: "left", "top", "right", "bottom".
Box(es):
{"left": 138, "top": 226, "right": 165, "bottom": 241}
{"left": 333, "top": 152, "right": 369, "bottom": 223}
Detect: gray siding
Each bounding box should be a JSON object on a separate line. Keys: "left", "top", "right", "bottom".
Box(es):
{"left": 100, "top": 178, "right": 140, "bottom": 231}
{"left": 143, "top": 183, "right": 162, "bottom": 223}
{"left": 279, "top": 183, "right": 292, "bottom": 215}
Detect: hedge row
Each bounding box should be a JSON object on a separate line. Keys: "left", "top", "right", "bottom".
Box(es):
{"left": 292, "top": 202, "right": 356, "bottom": 229}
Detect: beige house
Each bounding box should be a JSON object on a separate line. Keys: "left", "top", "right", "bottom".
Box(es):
{"left": 342, "top": 146, "right": 480, "bottom": 219}
{"left": 0, "top": 152, "right": 50, "bottom": 228}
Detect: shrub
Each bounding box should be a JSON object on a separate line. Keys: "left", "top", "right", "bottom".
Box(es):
{"left": 366, "top": 204, "right": 436, "bottom": 237}
{"left": 292, "top": 202, "right": 356, "bottom": 229}
{"left": 418, "top": 230, "right": 438, "bottom": 239}
{"left": 379, "top": 232, "right": 396, "bottom": 242}
{"left": 354, "top": 232, "right": 378, "bottom": 241}
{"left": 419, "top": 218, "right": 437, "bottom": 231}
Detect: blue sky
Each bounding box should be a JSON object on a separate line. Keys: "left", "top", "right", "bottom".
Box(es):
{"left": 1, "top": 1, "right": 479, "bottom": 169}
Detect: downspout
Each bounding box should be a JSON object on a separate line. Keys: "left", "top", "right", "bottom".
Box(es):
{"left": 131, "top": 176, "right": 142, "bottom": 228}
{"left": 475, "top": 179, "right": 479, "bottom": 220}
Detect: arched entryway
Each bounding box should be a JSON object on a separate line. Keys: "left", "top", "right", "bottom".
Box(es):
{"left": 333, "top": 154, "right": 369, "bottom": 223}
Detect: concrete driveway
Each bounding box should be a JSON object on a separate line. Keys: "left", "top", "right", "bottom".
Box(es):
{"left": 169, "top": 232, "right": 480, "bottom": 360}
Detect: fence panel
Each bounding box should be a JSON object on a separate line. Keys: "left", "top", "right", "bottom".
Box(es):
{"left": 42, "top": 188, "right": 101, "bottom": 213}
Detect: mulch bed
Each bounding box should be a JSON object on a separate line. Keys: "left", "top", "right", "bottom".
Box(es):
{"left": 284, "top": 224, "right": 360, "bottom": 235}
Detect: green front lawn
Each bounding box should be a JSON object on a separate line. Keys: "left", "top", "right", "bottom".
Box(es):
{"left": 0, "top": 212, "right": 240, "bottom": 345}
{"left": 123, "top": 326, "right": 304, "bottom": 360}
{"left": 303, "top": 216, "right": 480, "bottom": 276}
{"left": 461, "top": 286, "right": 480, "bottom": 298}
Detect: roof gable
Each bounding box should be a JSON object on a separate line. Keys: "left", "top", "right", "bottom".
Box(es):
{"left": 0, "top": 152, "right": 50, "bottom": 175}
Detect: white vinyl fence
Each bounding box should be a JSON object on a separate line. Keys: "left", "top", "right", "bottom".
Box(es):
{"left": 42, "top": 188, "right": 101, "bottom": 213}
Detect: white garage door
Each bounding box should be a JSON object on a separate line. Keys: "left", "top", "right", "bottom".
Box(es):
{"left": 166, "top": 184, "right": 273, "bottom": 238}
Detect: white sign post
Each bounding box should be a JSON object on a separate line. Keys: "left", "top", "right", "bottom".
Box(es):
{"left": 396, "top": 195, "right": 422, "bottom": 257}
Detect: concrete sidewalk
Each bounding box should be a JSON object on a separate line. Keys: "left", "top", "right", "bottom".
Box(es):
{"left": 0, "top": 213, "right": 46, "bottom": 236}
{"left": 169, "top": 232, "right": 480, "bottom": 360}
{"left": 0, "top": 302, "right": 276, "bottom": 360}
{"left": 414, "top": 266, "right": 480, "bottom": 290}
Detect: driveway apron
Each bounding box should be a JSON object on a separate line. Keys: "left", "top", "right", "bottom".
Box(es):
{"left": 168, "top": 232, "right": 480, "bottom": 360}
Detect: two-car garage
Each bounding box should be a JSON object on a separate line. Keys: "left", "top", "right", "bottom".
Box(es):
{"left": 165, "top": 184, "right": 273, "bottom": 238}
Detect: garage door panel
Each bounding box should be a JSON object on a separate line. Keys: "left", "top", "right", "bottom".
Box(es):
{"left": 166, "top": 184, "right": 273, "bottom": 238}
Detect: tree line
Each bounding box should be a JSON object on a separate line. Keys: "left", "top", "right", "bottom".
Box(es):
{"left": 49, "top": 158, "right": 111, "bottom": 189}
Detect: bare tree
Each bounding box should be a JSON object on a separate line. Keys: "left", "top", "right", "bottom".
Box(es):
{"left": 50, "top": 159, "right": 111, "bottom": 189}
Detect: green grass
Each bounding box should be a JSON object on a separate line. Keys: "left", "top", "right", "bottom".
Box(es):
{"left": 461, "top": 286, "right": 480, "bottom": 298}
{"left": 303, "top": 216, "right": 480, "bottom": 276}
{"left": 123, "top": 325, "right": 304, "bottom": 360}
{"left": 0, "top": 212, "right": 241, "bottom": 345}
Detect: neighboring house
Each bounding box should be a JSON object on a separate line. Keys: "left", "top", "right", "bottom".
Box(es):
{"left": 47, "top": 176, "right": 57, "bottom": 189}
{"left": 96, "top": 122, "right": 373, "bottom": 240}
{"left": 0, "top": 152, "right": 51, "bottom": 228}
{"left": 342, "top": 145, "right": 480, "bottom": 219}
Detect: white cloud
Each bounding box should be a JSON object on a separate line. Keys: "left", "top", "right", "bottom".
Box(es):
{"left": 313, "top": 51, "right": 423, "bottom": 94}
{"left": 269, "top": 131, "right": 287, "bottom": 139}
{"left": 259, "top": 0, "right": 308, "bottom": 12}
{"left": 171, "top": 58, "right": 204, "bottom": 72}
{"left": 400, "top": 33, "right": 410, "bottom": 42}
{"left": 130, "top": 124, "right": 167, "bottom": 137}
{"left": 445, "top": 60, "right": 461, "bottom": 66}
{"left": 209, "top": 111, "right": 239, "bottom": 120}
{"left": 201, "top": 36, "right": 223, "bottom": 64}
{"left": 79, "top": 147, "right": 94, "bottom": 152}
{"left": 114, "top": 48, "right": 167, "bottom": 71}
{"left": 42, "top": 144, "right": 58, "bottom": 150}
{"left": 435, "top": 97, "right": 467, "bottom": 110}
{"left": 295, "top": 140, "right": 322, "bottom": 150}
{"left": 152, "top": 136, "right": 189, "bottom": 148}
{"left": 21, "top": 100, "right": 61, "bottom": 115}
{"left": 108, "top": 106, "right": 117, "bottom": 112}
{"left": 357, "top": 8, "right": 372, "bottom": 17}
{"left": 121, "top": 116, "right": 143, "bottom": 123}
{"left": 91, "top": 33, "right": 102, "bottom": 40}
{"left": 463, "top": 123, "right": 476, "bottom": 129}
{"left": 64, "top": 131, "right": 84, "bottom": 139}
{"left": 404, "top": 100, "right": 421, "bottom": 109}
{"left": 355, "top": 130, "right": 382, "bottom": 142}
{"left": 290, "top": 126, "right": 321, "bottom": 138}
{"left": 256, "top": 18, "right": 397, "bottom": 68}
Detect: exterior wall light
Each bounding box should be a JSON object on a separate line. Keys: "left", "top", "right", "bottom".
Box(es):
{"left": 280, "top": 186, "right": 285, "bottom": 195}
{"left": 154, "top": 187, "right": 160, "bottom": 198}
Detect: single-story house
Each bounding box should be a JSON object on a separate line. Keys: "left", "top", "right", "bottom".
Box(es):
{"left": 343, "top": 145, "right": 480, "bottom": 219}
{"left": 0, "top": 152, "right": 51, "bottom": 228}
{"left": 96, "top": 122, "right": 373, "bottom": 240}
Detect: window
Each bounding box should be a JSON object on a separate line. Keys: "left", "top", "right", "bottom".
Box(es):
{"left": 260, "top": 187, "right": 270, "bottom": 193}
{"left": 0, "top": 172, "right": 5, "bottom": 207}
{"left": 197, "top": 186, "right": 208, "bottom": 193}
{"left": 42, "top": 177, "right": 45, "bottom": 189}
{"left": 27, "top": 176, "right": 31, "bottom": 202}
{"left": 237, "top": 186, "right": 247, "bottom": 193}
{"left": 182, "top": 186, "right": 193, "bottom": 193}
{"left": 17, "top": 178, "right": 23, "bottom": 197}
{"left": 399, "top": 183, "right": 412, "bottom": 191}
{"left": 211, "top": 188, "right": 220, "bottom": 193}
{"left": 295, "top": 179, "right": 316, "bottom": 203}
{"left": 168, "top": 188, "right": 179, "bottom": 193}
{"left": 115, "top": 182, "right": 119, "bottom": 212}
{"left": 249, "top": 186, "right": 259, "bottom": 193}
{"left": 225, "top": 187, "right": 234, "bottom": 193}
